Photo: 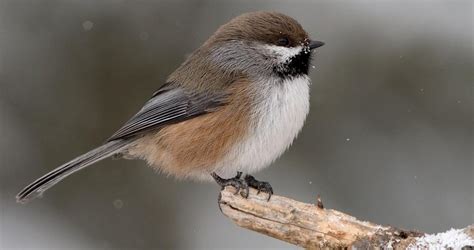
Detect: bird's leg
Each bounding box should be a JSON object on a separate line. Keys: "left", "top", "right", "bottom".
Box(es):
{"left": 244, "top": 175, "right": 273, "bottom": 201}
{"left": 211, "top": 171, "right": 249, "bottom": 198}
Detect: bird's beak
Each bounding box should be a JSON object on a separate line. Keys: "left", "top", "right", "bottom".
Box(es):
{"left": 308, "top": 40, "right": 325, "bottom": 50}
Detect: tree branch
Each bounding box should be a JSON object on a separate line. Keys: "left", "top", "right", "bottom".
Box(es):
{"left": 218, "top": 187, "right": 473, "bottom": 249}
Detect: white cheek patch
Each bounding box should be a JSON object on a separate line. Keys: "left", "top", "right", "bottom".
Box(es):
{"left": 263, "top": 45, "right": 304, "bottom": 63}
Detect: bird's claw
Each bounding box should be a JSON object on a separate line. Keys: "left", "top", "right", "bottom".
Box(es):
{"left": 244, "top": 175, "right": 273, "bottom": 201}
{"left": 212, "top": 172, "right": 273, "bottom": 201}
{"left": 212, "top": 171, "right": 249, "bottom": 198}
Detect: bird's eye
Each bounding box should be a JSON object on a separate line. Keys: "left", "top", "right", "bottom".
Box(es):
{"left": 276, "top": 37, "right": 290, "bottom": 47}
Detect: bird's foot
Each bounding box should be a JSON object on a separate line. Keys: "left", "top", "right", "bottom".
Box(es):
{"left": 212, "top": 172, "right": 273, "bottom": 201}
{"left": 212, "top": 171, "right": 249, "bottom": 198}
{"left": 244, "top": 174, "right": 273, "bottom": 201}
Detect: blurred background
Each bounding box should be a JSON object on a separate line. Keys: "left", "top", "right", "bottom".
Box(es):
{"left": 0, "top": 0, "right": 472, "bottom": 249}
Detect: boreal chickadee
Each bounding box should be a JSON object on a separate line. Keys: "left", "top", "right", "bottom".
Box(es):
{"left": 17, "top": 11, "right": 324, "bottom": 203}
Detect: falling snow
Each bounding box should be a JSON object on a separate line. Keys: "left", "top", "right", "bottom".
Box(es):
{"left": 82, "top": 20, "right": 94, "bottom": 31}
{"left": 113, "top": 199, "right": 123, "bottom": 209}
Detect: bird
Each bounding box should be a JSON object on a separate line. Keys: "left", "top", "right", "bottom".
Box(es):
{"left": 16, "top": 11, "right": 324, "bottom": 203}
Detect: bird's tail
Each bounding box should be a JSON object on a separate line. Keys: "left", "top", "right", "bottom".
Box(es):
{"left": 16, "top": 139, "right": 130, "bottom": 203}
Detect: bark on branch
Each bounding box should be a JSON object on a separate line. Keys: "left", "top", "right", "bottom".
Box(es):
{"left": 218, "top": 187, "right": 473, "bottom": 249}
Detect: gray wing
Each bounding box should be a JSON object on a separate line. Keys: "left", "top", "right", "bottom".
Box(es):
{"left": 107, "top": 84, "right": 226, "bottom": 141}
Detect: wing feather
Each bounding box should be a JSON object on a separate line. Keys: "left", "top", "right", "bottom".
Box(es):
{"left": 107, "top": 85, "right": 226, "bottom": 141}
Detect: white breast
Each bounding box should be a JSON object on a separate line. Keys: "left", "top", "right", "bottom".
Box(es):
{"left": 214, "top": 75, "right": 310, "bottom": 178}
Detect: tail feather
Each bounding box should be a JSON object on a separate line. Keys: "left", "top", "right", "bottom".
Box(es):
{"left": 16, "top": 140, "right": 130, "bottom": 203}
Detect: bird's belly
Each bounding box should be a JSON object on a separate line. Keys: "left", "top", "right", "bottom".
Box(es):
{"left": 213, "top": 76, "right": 310, "bottom": 178}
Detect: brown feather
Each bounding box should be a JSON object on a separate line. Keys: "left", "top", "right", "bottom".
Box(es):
{"left": 209, "top": 11, "right": 309, "bottom": 47}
